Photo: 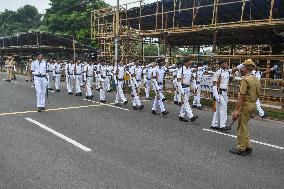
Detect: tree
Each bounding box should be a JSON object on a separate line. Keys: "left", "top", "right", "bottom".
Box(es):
{"left": 44, "top": 0, "right": 109, "bottom": 45}
{"left": 0, "top": 5, "right": 42, "bottom": 36}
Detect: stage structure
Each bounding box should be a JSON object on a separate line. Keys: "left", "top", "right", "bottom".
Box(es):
{"left": 92, "top": 0, "right": 284, "bottom": 108}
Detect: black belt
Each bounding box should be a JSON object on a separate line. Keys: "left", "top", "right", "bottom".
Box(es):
{"left": 118, "top": 78, "right": 124, "bottom": 81}
{"left": 101, "top": 76, "right": 106, "bottom": 79}
{"left": 48, "top": 71, "right": 53, "bottom": 73}
{"left": 55, "top": 72, "right": 61, "bottom": 74}
{"left": 182, "top": 84, "right": 189, "bottom": 88}
{"left": 158, "top": 82, "right": 163, "bottom": 85}
{"left": 35, "top": 74, "right": 46, "bottom": 78}
{"left": 219, "top": 89, "right": 227, "bottom": 93}
{"left": 86, "top": 75, "right": 93, "bottom": 78}
{"left": 75, "top": 74, "right": 81, "bottom": 75}
{"left": 136, "top": 79, "right": 141, "bottom": 82}
{"left": 196, "top": 81, "right": 200, "bottom": 84}
{"left": 147, "top": 78, "right": 151, "bottom": 80}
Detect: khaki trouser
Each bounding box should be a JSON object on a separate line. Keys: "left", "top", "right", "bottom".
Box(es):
{"left": 7, "top": 67, "right": 14, "bottom": 80}
{"left": 237, "top": 102, "right": 256, "bottom": 151}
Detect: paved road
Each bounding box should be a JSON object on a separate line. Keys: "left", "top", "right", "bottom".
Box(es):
{"left": 0, "top": 72, "right": 283, "bottom": 189}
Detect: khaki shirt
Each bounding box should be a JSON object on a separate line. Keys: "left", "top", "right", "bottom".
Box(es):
{"left": 239, "top": 73, "right": 261, "bottom": 103}
{"left": 5, "top": 60, "right": 15, "bottom": 68}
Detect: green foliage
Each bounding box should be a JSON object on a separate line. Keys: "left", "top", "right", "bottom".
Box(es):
{"left": 0, "top": 5, "right": 42, "bottom": 36}
{"left": 44, "top": 0, "right": 109, "bottom": 45}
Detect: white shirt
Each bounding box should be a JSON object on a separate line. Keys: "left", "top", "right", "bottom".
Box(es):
{"left": 212, "top": 69, "right": 232, "bottom": 89}
{"left": 47, "top": 62, "right": 54, "bottom": 72}
{"left": 114, "top": 65, "right": 126, "bottom": 79}
{"left": 177, "top": 66, "right": 194, "bottom": 85}
{"left": 153, "top": 66, "right": 167, "bottom": 83}
{"left": 75, "top": 64, "right": 83, "bottom": 75}
{"left": 252, "top": 70, "right": 262, "bottom": 80}
{"left": 31, "top": 60, "right": 47, "bottom": 76}
{"left": 65, "top": 63, "right": 75, "bottom": 75}
{"left": 54, "top": 63, "right": 61, "bottom": 74}
{"left": 145, "top": 67, "right": 153, "bottom": 79}
{"left": 85, "top": 64, "right": 94, "bottom": 77}
{"left": 196, "top": 67, "right": 206, "bottom": 82}
{"left": 100, "top": 65, "right": 107, "bottom": 78}
{"left": 133, "top": 66, "right": 143, "bottom": 81}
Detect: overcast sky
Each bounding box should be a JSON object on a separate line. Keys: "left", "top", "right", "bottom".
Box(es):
{"left": 0, "top": 0, "right": 157, "bottom": 13}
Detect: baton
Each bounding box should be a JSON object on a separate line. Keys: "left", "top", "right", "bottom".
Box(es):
{"left": 228, "top": 117, "right": 237, "bottom": 129}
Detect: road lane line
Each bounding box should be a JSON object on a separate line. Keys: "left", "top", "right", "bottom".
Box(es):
{"left": 0, "top": 104, "right": 102, "bottom": 117}
{"left": 25, "top": 118, "right": 92, "bottom": 152}
{"left": 103, "top": 103, "right": 130, "bottom": 111}
{"left": 203, "top": 128, "right": 284, "bottom": 150}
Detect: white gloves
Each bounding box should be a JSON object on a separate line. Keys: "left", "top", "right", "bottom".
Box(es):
{"left": 212, "top": 85, "right": 220, "bottom": 102}
{"left": 237, "top": 63, "right": 244, "bottom": 70}
{"left": 271, "top": 65, "right": 278, "bottom": 71}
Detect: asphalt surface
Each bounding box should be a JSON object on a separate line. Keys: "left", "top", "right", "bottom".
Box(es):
{"left": 0, "top": 72, "right": 283, "bottom": 189}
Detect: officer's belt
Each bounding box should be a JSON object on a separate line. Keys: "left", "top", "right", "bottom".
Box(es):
{"left": 35, "top": 74, "right": 46, "bottom": 78}
{"left": 136, "top": 79, "right": 141, "bottom": 82}
{"left": 101, "top": 76, "right": 106, "bottom": 79}
{"left": 182, "top": 84, "right": 190, "bottom": 88}
{"left": 47, "top": 71, "right": 53, "bottom": 73}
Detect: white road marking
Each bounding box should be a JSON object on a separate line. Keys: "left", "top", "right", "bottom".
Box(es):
{"left": 203, "top": 128, "right": 284, "bottom": 150}
{"left": 102, "top": 103, "right": 130, "bottom": 111}
{"left": 25, "top": 118, "right": 92, "bottom": 152}
{"left": 83, "top": 99, "right": 87, "bottom": 101}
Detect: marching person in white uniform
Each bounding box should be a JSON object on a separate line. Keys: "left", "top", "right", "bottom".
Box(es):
{"left": 65, "top": 60, "right": 75, "bottom": 95}
{"left": 54, "top": 60, "right": 62, "bottom": 92}
{"left": 31, "top": 52, "right": 48, "bottom": 112}
{"left": 47, "top": 59, "right": 54, "bottom": 90}
{"left": 193, "top": 62, "right": 208, "bottom": 109}
{"left": 85, "top": 61, "right": 95, "bottom": 100}
{"left": 74, "top": 60, "right": 83, "bottom": 96}
{"left": 99, "top": 61, "right": 108, "bottom": 103}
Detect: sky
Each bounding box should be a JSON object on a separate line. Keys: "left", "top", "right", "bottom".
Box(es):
{"left": 0, "top": 0, "right": 157, "bottom": 13}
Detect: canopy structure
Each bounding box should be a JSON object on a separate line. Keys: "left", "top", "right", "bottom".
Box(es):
{"left": 0, "top": 32, "right": 96, "bottom": 58}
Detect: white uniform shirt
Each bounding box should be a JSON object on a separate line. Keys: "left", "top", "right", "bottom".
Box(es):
{"left": 75, "top": 64, "right": 83, "bottom": 75}
{"left": 31, "top": 60, "right": 47, "bottom": 76}
{"left": 114, "top": 65, "right": 126, "bottom": 80}
{"left": 85, "top": 64, "right": 94, "bottom": 77}
{"left": 196, "top": 68, "right": 205, "bottom": 82}
{"left": 177, "top": 66, "right": 194, "bottom": 85}
{"left": 100, "top": 65, "right": 107, "bottom": 78}
{"left": 65, "top": 63, "right": 75, "bottom": 75}
{"left": 153, "top": 66, "right": 167, "bottom": 83}
{"left": 212, "top": 69, "right": 232, "bottom": 89}
{"left": 54, "top": 63, "right": 61, "bottom": 74}
{"left": 145, "top": 67, "right": 153, "bottom": 79}
{"left": 47, "top": 62, "right": 54, "bottom": 72}
{"left": 134, "top": 66, "right": 143, "bottom": 81}
{"left": 252, "top": 70, "right": 262, "bottom": 80}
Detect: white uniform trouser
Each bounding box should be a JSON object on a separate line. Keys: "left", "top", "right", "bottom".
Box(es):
{"left": 86, "top": 77, "right": 93, "bottom": 97}
{"left": 193, "top": 83, "right": 201, "bottom": 107}
{"left": 115, "top": 80, "right": 127, "bottom": 103}
{"left": 152, "top": 82, "right": 166, "bottom": 112}
{"left": 100, "top": 79, "right": 106, "bottom": 100}
{"left": 173, "top": 78, "right": 181, "bottom": 102}
{"left": 153, "top": 81, "right": 165, "bottom": 100}
{"left": 131, "top": 80, "right": 141, "bottom": 107}
{"left": 75, "top": 75, "right": 82, "bottom": 93}
{"left": 106, "top": 76, "right": 111, "bottom": 91}
{"left": 179, "top": 87, "right": 194, "bottom": 118}
{"left": 34, "top": 77, "right": 48, "bottom": 108}
{"left": 47, "top": 72, "right": 53, "bottom": 88}
{"left": 80, "top": 74, "right": 84, "bottom": 87}
{"left": 256, "top": 98, "right": 265, "bottom": 117}
{"left": 96, "top": 75, "right": 101, "bottom": 90}
{"left": 66, "top": 75, "right": 74, "bottom": 93}
{"left": 211, "top": 91, "right": 228, "bottom": 128}
{"left": 145, "top": 79, "right": 151, "bottom": 98}
{"left": 55, "top": 74, "right": 61, "bottom": 90}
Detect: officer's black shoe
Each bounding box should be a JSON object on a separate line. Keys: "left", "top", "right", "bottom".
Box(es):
{"left": 96, "top": 89, "right": 100, "bottom": 91}
{"left": 179, "top": 117, "right": 188, "bottom": 122}
{"left": 245, "top": 148, "right": 252, "bottom": 155}
{"left": 174, "top": 101, "right": 178, "bottom": 105}
{"left": 7, "top": 80, "right": 11, "bottom": 82}
{"left": 139, "top": 105, "right": 145, "bottom": 110}
{"left": 26, "top": 80, "right": 28, "bottom": 82}
{"left": 115, "top": 103, "right": 121, "bottom": 106}
{"left": 78, "top": 93, "right": 82, "bottom": 96}
{"left": 37, "top": 108, "right": 42, "bottom": 112}
{"left": 261, "top": 113, "right": 267, "bottom": 119}
{"left": 162, "top": 98, "right": 166, "bottom": 102}
{"left": 192, "top": 105, "right": 197, "bottom": 108}
{"left": 220, "top": 126, "right": 231, "bottom": 132}
{"left": 107, "top": 90, "right": 111, "bottom": 92}
{"left": 152, "top": 110, "right": 160, "bottom": 115}
{"left": 162, "top": 111, "right": 169, "bottom": 116}
{"left": 86, "top": 96, "right": 89, "bottom": 100}
{"left": 131, "top": 94, "right": 134, "bottom": 97}
{"left": 56, "top": 89, "right": 60, "bottom": 92}
{"left": 229, "top": 148, "right": 246, "bottom": 156}
{"left": 190, "top": 115, "right": 198, "bottom": 122}
{"left": 124, "top": 100, "right": 128, "bottom": 105}
{"left": 211, "top": 126, "right": 217, "bottom": 130}
{"left": 41, "top": 107, "right": 46, "bottom": 111}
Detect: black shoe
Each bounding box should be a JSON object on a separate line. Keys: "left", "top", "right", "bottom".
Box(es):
{"left": 100, "top": 100, "right": 106, "bottom": 103}
{"left": 139, "top": 105, "right": 144, "bottom": 110}
{"left": 133, "top": 106, "right": 139, "bottom": 110}
{"left": 190, "top": 115, "right": 198, "bottom": 122}
{"left": 107, "top": 90, "right": 111, "bottom": 92}
{"left": 245, "top": 148, "right": 252, "bottom": 155}
{"left": 75, "top": 93, "right": 78, "bottom": 96}
{"left": 41, "top": 107, "right": 46, "bottom": 111}
{"left": 220, "top": 126, "right": 231, "bottom": 132}
{"left": 179, "top": 117, "right": 188, "bottom": 122}
{"left": 192, "top": 105, "right": 197, "bottom": 108}
{"left": 124, "top": 100, "right": 128, "bottom": 105}
{"left": 197, "top": 106, "right": 203, "bottom": 110}
{"left": 174, "top": 101, "right": 178, "bottom": 105}
{"left": 78, "top": 93, "right": 82, "bottom": 96}
{"left": 162, "top": 98, "right": 166, "bottom": 102}
{"left": 26, "top": 80, "right": 28, "bottom": 82}
{"left": 211, "top": 126, "right": 217, "bottom": 130}
{"left": 178, "top": 102, "right": 182, "bottom": 106}
{"left": 261, "top": 113, "right": 267, "bottom": 119}
{"left": 162, "top": 111, "right": 169, "bottom": 116}
{"left": 90, "top": 95, "right": 94, "bottom": 99}
{"left": 115, "top": 103, "right": 121, "bottom": 106}
{"left": 69, "top": 92, "right": 73, "bottom": 95}
{"left": 56, "top": 89, "right": 60, "bottom": 92}
{"left": 131, "top": 94, "right": 134, "bottom": 97}
{"left": 37, "top": 108, "right": 42, "bottom": 112}
{"left": 152, "top": 110, "right": 160, "bottom": 115}
{"left": 229, "top": 148, "right": 246, "bottom": 156}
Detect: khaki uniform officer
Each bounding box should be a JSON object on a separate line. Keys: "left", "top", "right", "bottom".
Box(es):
{"left": 230, "top": 59, "right": 260, "bottom": 156}
{"left": 5, "top": 56, "right": 16, "bottom": 82}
